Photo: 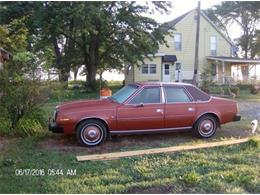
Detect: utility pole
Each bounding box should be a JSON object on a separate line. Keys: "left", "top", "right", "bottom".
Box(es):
{"left": 192, "top": 1, "right": 201, "bottom": 86}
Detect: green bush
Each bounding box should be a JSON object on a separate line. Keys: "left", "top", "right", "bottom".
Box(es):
{"left": 0, "top": 79, "right": 62, "bottom": 136}
{"left": 199, "top": 66, "right": 215, "bottom": 93}
{"left": 229, "top": 86, "right": 240, "bottom": 96}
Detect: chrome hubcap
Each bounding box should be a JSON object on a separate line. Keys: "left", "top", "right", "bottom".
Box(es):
{"left": 82, "top": 125, "right": 101, "bottom": 143}
{"left": 199, "top": 119, "right": 215, "bottom": 136}
{"left": 88, "top": 130, "right": 97, "bottom": 138}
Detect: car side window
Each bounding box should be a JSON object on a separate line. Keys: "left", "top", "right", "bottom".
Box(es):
{"left": 129, "top": 87, "right": 161, "bottom": 104}
{"left": 164, "top": 86, "right": 191, "bottom": 103}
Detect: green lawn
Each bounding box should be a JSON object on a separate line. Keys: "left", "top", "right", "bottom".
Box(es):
{"left": 209, "top": 85, "right": 260, "bottom": 102}
{"left": 236, "top": 89, "right": 260, "bottom": 102}
{"left": 0, "top": 136, "right": 259, "bottom": 193}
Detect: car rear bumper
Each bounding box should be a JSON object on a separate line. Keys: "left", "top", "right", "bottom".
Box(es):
{"left": 233, "top": 115, "right": 241, "bottom": 121}
{"left": 48, "top": 120, "right": 64, "bottom": 133}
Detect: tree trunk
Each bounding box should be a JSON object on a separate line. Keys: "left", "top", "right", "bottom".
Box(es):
{"left": 84, "top": 34, "right": 99, "bottom": 91}
{"left": 52, "top": 36, "right": 71, "bottom": 87}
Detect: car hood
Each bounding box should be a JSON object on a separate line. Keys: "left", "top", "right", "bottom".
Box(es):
{"left": 57, "top": 98, "right": 118, "bottom": 112}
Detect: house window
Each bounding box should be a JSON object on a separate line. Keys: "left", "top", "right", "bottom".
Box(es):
{"left": 211, "top": 64, "right": 217, "bottom": 76}
{"left": 141, "top": 64, "right": 156, "bottom": 74}
{"left": 150, "top": 64, "right": 156, "bottom": 74}
{"left": 174, "top": 33, "right": 182, "bottom": 51}
{"left": 210, "top": 36, "right": 217, "bottom": 56}
{"left": 164, "top": 64, "right": 170, "bottom": 75}
{"left": 141, "top": 64, "right": 149, "bottom": 74}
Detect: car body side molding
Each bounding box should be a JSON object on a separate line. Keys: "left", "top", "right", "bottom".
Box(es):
{"left": 110, "top": 126, "right": 192, "bottom": 135}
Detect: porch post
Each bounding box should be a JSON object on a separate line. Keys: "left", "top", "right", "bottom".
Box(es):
{"left": 222, "top": 60, "right": 225, "bottom": 84}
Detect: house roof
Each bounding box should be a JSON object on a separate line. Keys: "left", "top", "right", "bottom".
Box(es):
{"left": 207, "top": 56, "right": 260, "bottom": 64}
{"left": 165, "top": 9, "right": 234, "bottom": 46}
{"left": 166, "top": 10, "right": 192, "bottom": 28}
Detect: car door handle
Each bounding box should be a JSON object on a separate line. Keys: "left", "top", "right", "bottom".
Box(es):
{"left": 156, "top": 109, "right": 164, "bottom": 113}
{"left": 188, "top": 107, "right": 195, "bottom": 111}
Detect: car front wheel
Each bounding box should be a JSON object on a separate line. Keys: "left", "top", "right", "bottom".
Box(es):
{"left": 193, "top": 115, "right": 217, "bottom": 138}
{"left": 76, "top": 119, "right": 107, "bottom": 146}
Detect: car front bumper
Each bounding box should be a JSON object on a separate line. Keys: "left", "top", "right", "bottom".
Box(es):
{"left": 233, "top": 115, "right": 241, "bottom": 121}
{"left": 48, "top": 120, "right": 64, "bottom": 133}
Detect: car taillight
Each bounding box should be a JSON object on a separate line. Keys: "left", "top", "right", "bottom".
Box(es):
{"left": 236, "top": 102, "right": 239, "bottom": 113}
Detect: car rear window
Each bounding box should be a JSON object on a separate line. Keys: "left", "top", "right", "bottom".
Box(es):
{"left": 185, "top": 85, "right": 211, "bottom": 101}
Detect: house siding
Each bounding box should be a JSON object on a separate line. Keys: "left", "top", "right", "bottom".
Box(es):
{"left": 133, "top": 57, "right": 162, "bottom": 82}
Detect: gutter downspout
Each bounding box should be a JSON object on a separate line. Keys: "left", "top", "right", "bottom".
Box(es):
{"left": 222, "top": 60, "right": 225, "bottom": 84}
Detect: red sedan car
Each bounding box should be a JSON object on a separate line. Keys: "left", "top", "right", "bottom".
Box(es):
{"left": 49, "top": 82, "right": 241, "bottom": 146}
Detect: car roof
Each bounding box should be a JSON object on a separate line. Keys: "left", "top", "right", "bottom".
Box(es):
{"left": 135, "top": 82, "right": 194, "bottom": 87}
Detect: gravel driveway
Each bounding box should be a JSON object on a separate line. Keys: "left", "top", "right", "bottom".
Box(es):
{"left": 238, "top": 101, "right": 260, "bottom": 120}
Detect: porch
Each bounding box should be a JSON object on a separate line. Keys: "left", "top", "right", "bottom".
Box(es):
{"left": 207, "top": 56, "right": 260, "bottom": 85}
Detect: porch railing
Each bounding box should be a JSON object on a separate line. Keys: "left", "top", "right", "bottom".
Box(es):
{"left": 213, "top": 75, "right": 260, "bottom": 85}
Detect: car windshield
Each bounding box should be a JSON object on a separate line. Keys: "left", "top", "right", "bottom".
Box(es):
{"left": 109, "top": 84, "right": 139, "bottom": 103}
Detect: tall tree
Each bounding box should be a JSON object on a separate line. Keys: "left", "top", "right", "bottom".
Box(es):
{"left": 206, "top": 1, "right": 260, "bottom": 59}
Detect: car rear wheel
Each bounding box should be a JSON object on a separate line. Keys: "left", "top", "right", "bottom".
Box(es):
{"left": 193, "top": 115, "right": 217, "bottom": 138}
{"left": 76, "top": 119, "right": 107, "bottom": 146}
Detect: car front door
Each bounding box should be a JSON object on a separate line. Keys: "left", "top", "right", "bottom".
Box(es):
{"left": 163, "top": 86, "right": 196, "bottom": 128}
{"left": 116, "top": 86, "right": 164, "bottom": 131}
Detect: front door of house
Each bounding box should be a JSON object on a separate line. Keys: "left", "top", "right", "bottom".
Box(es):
{"left": 163, "top": 63, "right": 171, "bottom": 82}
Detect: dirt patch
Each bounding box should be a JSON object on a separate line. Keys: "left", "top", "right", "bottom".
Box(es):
{"left": 0, "top": 136, "right": 16, "bottom": 153}
{"left": 38, "top": 125, "right": 252, "bottom": 155}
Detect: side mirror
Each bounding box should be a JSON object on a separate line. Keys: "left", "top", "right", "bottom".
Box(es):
{"left": 136, "top": 103, "right": 144, "bottom": 107}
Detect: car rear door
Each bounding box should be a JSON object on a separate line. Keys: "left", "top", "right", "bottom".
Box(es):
{"left": 116, "top": 86, "right": 164, "bottom": 131}
{"left": 163, "top": 85, "right": 196, "bottom": 128}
